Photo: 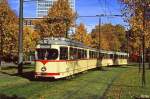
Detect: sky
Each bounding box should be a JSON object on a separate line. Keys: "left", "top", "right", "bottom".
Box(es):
{"left": 8, "top": 0, "right": 128, "bottom": 32}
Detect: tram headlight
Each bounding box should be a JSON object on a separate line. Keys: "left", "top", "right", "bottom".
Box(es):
{"left": 41, "top": 67, "right": 46, "bottom": 72}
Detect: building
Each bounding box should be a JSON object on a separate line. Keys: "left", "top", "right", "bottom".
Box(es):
{"left": 36, "top": 0, "right": 75, "bottom": 18}
{"left": 24, "top": 18, "right": 35, "bottom": 29}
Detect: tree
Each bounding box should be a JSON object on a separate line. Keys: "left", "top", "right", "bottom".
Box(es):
{"left": 0, "top": 0, "right": 18, "bottom": 62}
{"left": 119, "top": 0, "right": 150, "bottom": 50}
{"left": 73, "top": 23, "right": 92, "bottom": 46}
{"left": 23, "top": 27, "right": 40, "bottom": 61}
{"left": 35, "top": 0, "right": 76, "bottom": 38}
{"left": 91, "top": 24, "right": 125, "bottom": 51}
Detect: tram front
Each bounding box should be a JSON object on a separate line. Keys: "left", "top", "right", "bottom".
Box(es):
{"left": 35, "top": 43, "right": 60, "bottom": 78}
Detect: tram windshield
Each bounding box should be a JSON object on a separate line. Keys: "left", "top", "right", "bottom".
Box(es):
{"left": 36, "top": 49, "right": 58, "bottom": 60}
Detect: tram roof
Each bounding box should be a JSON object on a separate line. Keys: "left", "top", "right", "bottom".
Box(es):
{"left": 37, "top": 37, "right": 128, "bottom": 55}
{"left": 38, "top": 37, "right": 93, "bottom": 49}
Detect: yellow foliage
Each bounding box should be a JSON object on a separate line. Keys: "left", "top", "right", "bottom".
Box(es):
{"left": 0, "top": 0, "right": 18, "bottom": 58}
{"left": 23, "top": 27, "right": 40, "bottom": 53}
{"left": 119, "top": 0, "right": 150, "bottom": 49}
{"left": 73, "top": 23, "right": 92, "bottom": 46}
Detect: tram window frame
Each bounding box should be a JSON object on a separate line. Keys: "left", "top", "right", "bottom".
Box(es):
{"left": 60, "top": 47, "right": 68, "bottom": 60}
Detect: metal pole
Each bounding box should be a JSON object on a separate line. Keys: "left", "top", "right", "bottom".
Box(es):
{"left": 0, "top": 25, "right": 2, "bottom": 68}
{"left": 142, "top": 3, "right": 146, "bottom": 86}
{"left": 99, "top": 17, "right": 101, "bottom": 50}
{"left": 139, "top": 44, "right": 141, "bottom": 73}
{"left": 98, "top": 16, "right": 102, "bottom": 70}
{"left": 18, "top": 0, "right": 24, "bottom": 74}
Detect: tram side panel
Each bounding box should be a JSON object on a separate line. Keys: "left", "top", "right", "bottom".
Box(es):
{"left": 88, "top": 59, "right": 97, "bottom": 69}
{"left": 101, "top": 59, "right": 113, "bottom": 66}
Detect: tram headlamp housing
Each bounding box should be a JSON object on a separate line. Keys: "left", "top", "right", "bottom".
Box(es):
{"left": 41, "top": 67, "right": 47, "bottom": 72}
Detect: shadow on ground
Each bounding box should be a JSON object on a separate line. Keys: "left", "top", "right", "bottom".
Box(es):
{"left": 0, "top": 93, "right": 25, "bottom": 99}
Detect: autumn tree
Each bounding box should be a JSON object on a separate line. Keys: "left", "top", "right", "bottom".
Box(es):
{"left": 91, "top": 24, "right": 126, "bottom": 51}
{"left": 23, "top": 27, "right": 40, "bottom": 61}
{"left": 73, "top": 23, "right": 92, "bottom": 46}
{"left": 119, "top": 0, "right": 150, "bottom": 52}
{"left": 35, "top": 0, "right": 76, "bottom": 38}
{"left": 0, "top": 0, "right": 18, "bottom": 62}
{"left": 91, "top": 25, "right": 109, "bottom": 50}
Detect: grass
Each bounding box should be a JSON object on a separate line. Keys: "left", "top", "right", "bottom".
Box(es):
{"left": 0, "top": 64, "right": 150, "bottom": 99}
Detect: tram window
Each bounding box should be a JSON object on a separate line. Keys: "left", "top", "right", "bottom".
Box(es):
{"left": 94, "top": 52, "right": 97, "bottom": 58}
{"left": 74, "top": 48, "right": 78, "bottom": 59}
{"left": 89, "top": 51, "right": 92, "bottom": 58}
{"left": 105, "top": 54, "right": 108, "bottom": 59}
{"left": 103, "top": 54, "right": 105, "bottom": 59}
{"left": 81, "top": 50, "right": 84, "bottom": 59}
{"left": 37, "top": 49, "right": 58, "bottom": 60}
{"left": 70, "top": 47, "right": 74, "bottom": 59}
{"left": 106, "top": 54, "right": 108, "bottom": 59}
{"left": 114, "top": 54, "right": 118, "bottom": 59}
{"left": 110, "top": 54, "right": 114, "bottom": 59}
{"left": 100, "top": 53, "right": 104, "bottom": 59}
{"left": 78, "top": 49, "right": 84, "bottom": 59}
{"left": 77, "top": 49, "right": 81, "bottom": 59}
{"left": 94, "top": 52, "right": 96, "bottom": 58}
{"left": 36, "top": 49, "right": 45, "bottom": 60}
{"left": 47, "top": 49, "right": 58, "bottom": 60}
{"left": 120, "top": 55, "right": 122, "bottom": 59}
{"left": 60, "top": 47, "right": 68, "bottom": 60}
{"left": 107, "top": 54, "right": 110, "bottom": 59}
{"left": 125, "top": 55, "right": 127, "bottom": 59}
{"left": 70, "top": 48, "right": 78, "bottom": 59}
{"left": 84, "top": 50, "right": 87, "bottom": 59}
{"left": 96, "top": 52, "right": 99, "bottom": 58}
{"left": 123, "top": 55, "right": 125, "bottom": 59}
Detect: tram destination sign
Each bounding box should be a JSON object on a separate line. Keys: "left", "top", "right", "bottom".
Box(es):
{"left": 39, "top": 39, "right": 49, "bottom": 44}
{"left": 145, "top": 7, "right": 150, "bottom": 20}
{"left": 40, "top": 44, "right": 51, "bottom": 49}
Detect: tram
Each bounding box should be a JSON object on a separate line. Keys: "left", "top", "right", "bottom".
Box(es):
{"left": 35, "top": 37, "right": 128, "bottom": 79}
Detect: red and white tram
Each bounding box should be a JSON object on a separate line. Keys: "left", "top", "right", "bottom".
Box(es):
{"left": 35, "top": 37, "right": 128, "bottom": 79}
